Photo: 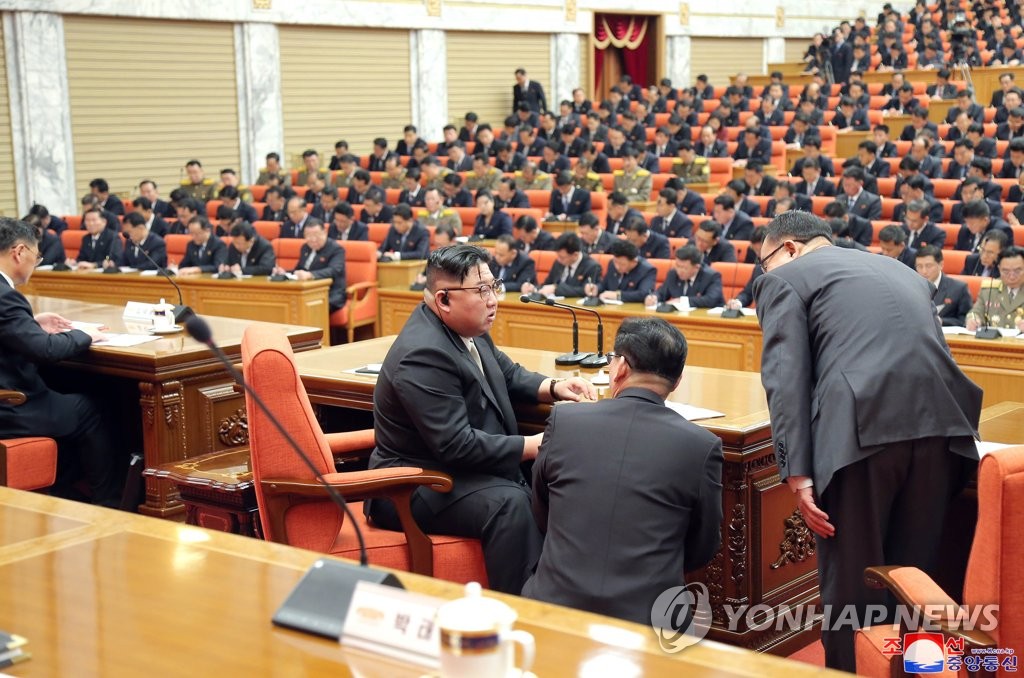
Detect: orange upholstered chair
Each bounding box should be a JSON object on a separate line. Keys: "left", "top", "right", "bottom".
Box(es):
{"left": 328, "top": 240, "right": 379, "bottom": 343}
{"left": 240, "top": 326, "right": 487, "bottom": 584}
{"left": 0, "top": 390, "right": 58, "bottom": 491}
{"left": 854, "top": 446, "right": 1024, "bottom": 676}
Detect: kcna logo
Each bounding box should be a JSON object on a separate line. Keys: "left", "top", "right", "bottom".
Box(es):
{"left": 650, "top": 582, "right": 713, "bottom": 653}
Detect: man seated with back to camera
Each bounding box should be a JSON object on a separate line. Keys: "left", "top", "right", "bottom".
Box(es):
{"left": 367, "top": 245, "right": 596, "bottom": 593}
{"left": 522, "top": 317, "right": 723, "bottom": 623}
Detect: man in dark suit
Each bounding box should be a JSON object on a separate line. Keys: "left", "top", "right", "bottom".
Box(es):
{"left": 962, "top": 231, "right": 1008, "bottom": 277}
{"left": 218, "top": 185, "right": 259, "bottom": 224}
{"left": 523, "top": 316, "right": 722, "bottom": 623}
{"left": 0, "top": 218, "right": 122, "bottom": 505}
{"left": 711, "top": 195, "right": 754, "bottom": 241}
{"left": 648, "top": 245, "right": 724, "bottom": 307}
{"left": 139, "top": 179, "right": 176, "bottom": 219}
{"left": 222, "top": 222, "right": 276, "bottom": 276}
{"left": 902, "top": 200, "right": 947, "bottom": 250}
{"left": 623, "top": 219, "right": 670, "bottom": 260}
{"left": 278, "top": 196, "right": 310, "bottom": 239}
{"left": 261, "top": 186, "right": 287, "bottom": 222}
{"left": 733, "top": 128, "right": 772, "bottom": 166}
{"left": 955, "top": 200, "right": 1014, "bottom": 251}
{"left": 329, "top": 202, "right": 369, "bottom": 241}
{"left": 831, "top": 97, "right": 869, "bottom": 132}
{"left": 944, "top": 139, "right": 975, "bottom": 181}
{"left": 441, "top": 173, "right": 474, "bottom": 208}
{"left": 694, "top": 221, "right": 737, "bottom": 264}
{"left": 945, "top": 90, "right": 985, "bottom": 124}
{"left": 28, "top": 217, "right": 65, "bottom": 266}
{"left": 360, "top": 189, "right": 395, "bottom": 226}
{"left": 512, "top": 68, "right": 547, "bottom": 113}
{"left": 120, "top": 213, "right": 167, "bottom": 270}
{"left": 586, "top": 240, "right": 656, "bottom": 302}
{"left": 606, "top": 192, "right": 643, "bottom": 236}
{"left": 469, "top": 192, "right": 513, "bottom": 240}
{"left": 377, "top": 204, "right": 430, "bottom": 262}
{"left": 489, "top": 235, "right": 536, "bottom": 292}
{"left": 89, "top": 178, "right": 124, "bottom": 216}
{"left": 649, "top": 188, "right": 692, "bottom": 238}
{"left": 512, "top": 215, "right": 556, "bottom": 254}
{"left": 272, "top": 219, "right": 345, "bottom": 311}
{"left": 521, "top": 233, "right": 603, "bottom": 298}
{"left": 368, "top": 245, "right": 595, "bottom": 593}
{"left": 545, "top": 171, "right": 591, "bottom": 222}
{"left": 878, "top": 224, "right": 917, "bottom": 268}
{"left": 177, "top": 217, "right": 227, "bottom": 274}
{"left": 577, "top": 212, "right": 616, "bottom": 255}
{"left": 744, "top": 162, "right": 778, "bottom": 197}
{"left": 73, "top": 208, "right": 123, "bottom": 270}
{"left": 795, "top": 158, "right": 836, "bottom": 198}
{"left": 838, "top": 167, "right": 882, "bottom": 221}
{"left": 915, "top": 246, "right": 973, "bottom": 327}
{"left": 694, "top": 125, "right": 728, "bottom": 158}
{"left": 754, "top": 211, "right": 981, "bottom": 672}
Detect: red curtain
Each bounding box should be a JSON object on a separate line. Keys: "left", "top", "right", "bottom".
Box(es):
{"left": 593, "top": 14, "right": 651, "bottom": 96}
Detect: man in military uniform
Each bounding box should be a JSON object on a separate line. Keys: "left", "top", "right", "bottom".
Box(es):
{"left": 180, "top": 159, "right": 216, "bottom": 203}
{"left": 297, "top": 149, "right": 328, "bottom": 186}
{"left": 417, "top": 188, "right": 463, "bottom": 236}
{"left": 672, "top": 141, "right": 710, "bottom": 184}
{"left": 514, "top": 162, "right": 552, "bottom": 191}
{"left": 255, "top": 152, "right": 290, "bottom": 186}
{"left": 332, "top": 154, "right": 359, "bottom": 189}
{"left": 215, "top": 168, "right": 254, "bottom": 203}
{"left": 572, "top": 159, "right": 602, "bottom": 192}
{"left": 613, "top": 147, "right": 653, "bottom": 203}
{"left": 465, "top": 154, "right": 502, "bottom": 193}
{"left": 966, "top": 246, "right": 1024, "bottom": 331}
{"left": 380, "top": 156, "right": 407, "bottom": 189}
{"left": 421, "top": 156, "right": 453, "bottom": 192}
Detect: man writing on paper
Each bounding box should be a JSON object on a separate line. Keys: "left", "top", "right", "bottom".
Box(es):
{"left": 0, "top": 217, "right": 122, "bottom": 506}
{"left": 367, "top": 245, "right": 596, "bottom": 594}
{"left": 523, "top": 317, "right": 723, "bottom": 623}
{"left": 754, "top": 211, "right": 981, "bottom": 673}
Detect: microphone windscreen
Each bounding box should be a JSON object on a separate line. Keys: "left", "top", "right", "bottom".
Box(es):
{"left": 544, "top": 298, "right": 556, "bottom": 305}
{"left": 184, "top": 315, "right": 213, "bottom": 343}
{"left": 519, "top": 294, "right": 531, "bottom": 303}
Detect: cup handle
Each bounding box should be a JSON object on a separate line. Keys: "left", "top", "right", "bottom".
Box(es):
{"left": 507, "top": 629, "right": 535, "bottom": 674}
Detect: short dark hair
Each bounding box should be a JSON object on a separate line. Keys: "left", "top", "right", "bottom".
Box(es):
{"left": 713, "top": 194, "right": 736, "bottom": 210}
{"left": 962, "top": 200, "right": 991, "bottom": 219}
{"left": 699, "top": 221, "right": 723, "bottom": 239}
{"left": 426, "top": 244, "right": 490, "bottom": 291}
{"left": 878, "top": 224, "right": 906, "bottom": 244}
{"left": 176, "top": 197, "right": 201, "bottom": 214}
{"left": 302, "top": 149, "right": 318, "bottom": 159}
{"left": 215, "top": 205, "right": 236, "bottom": 221}
{"left": 764, "top": 211, "right": 833, "bottom": 244}
{"left": 89, "top": 178, "right": 110, "bottom": 193}
{"left": 607, "top": 239, "right": 638, "bottom": 259}
{"left": 623, "top": 217, "right": 648, "bottom": 235}
{"left": 188, "top": 216, "right": 213, "bottom": 231}
{"left": 393, "top": 203, "right": 414, "bottom": 220}
{"left": 554, "top": 232, "right": 583, "bottom": 255}
{"left": 998, "top": 246, "right": 1024, "bottom": 266}
{"left": 333, "top": 201, "right": 355, "bottom": 219}
{"left": 674, "top": 244, "right": 702, "bottom": 265}
{"left": 125, "top": 212, "right": 147, "bottom": 228}
{"left": 132, "top": 196, "right": 153, "bottom": 211}
{"left": 982, "top": 230, "right": 1009, "bottom": 248}
{"left": 230, "top": 222, "right": 256, "bottom": 240}
{"left": 613, "top": 317, "right": 688, "bottom": 384}
{"left": 916, "top": 244, "right": 943, "bottom": 262}
{"left": 0, "top": 217, "right": 37, "bottom": 252}
{"left": 515, "top": 215, "right": 539, "bottom": 233}
{"left": 219, "top": 185, "right": 239, "bottom": 201}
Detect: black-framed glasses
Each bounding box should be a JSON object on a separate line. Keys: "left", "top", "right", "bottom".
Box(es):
{"left": 20, "top": 244, "right": 43, "bottom": 267}
{"left": 757, "top": 239, "right": 808, "bottom": 273}
{"left": 605, "top": 352, "right": 632, "bottom": 368}
{"left": 444, "top": 279, "right": 506, "bottom": 301}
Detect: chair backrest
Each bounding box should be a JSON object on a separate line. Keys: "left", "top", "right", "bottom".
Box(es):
{"left": 252, "top": 220, "right": 281, "bottom": 241}
{"left": 272, "top": 237, "right": 304, "bottom": 270}
{"left": 61, "top": 230, "right": 87, "bottom": 260}
{"left": 63, "top": 214, "right": 83, "bottom": 230}
{"left": 337, "top": 239, "right": 379, "bottom": 285}
{"left": 711, "top": 262, "right": 755, "bottom": 301}
{"left": 529, "top": 249, "right": 559, "bottom": 282}
{"left": 964, "top": 445, "right": 1024, "bottom": 655}
{"left": 368, "top": 222, "right": 391, "bottom": 246}
{"left": 241, "top": 326, "right": 340, "bottom": 550}
{"left": 165, "top": 234, "right": 191, "bottom": 264}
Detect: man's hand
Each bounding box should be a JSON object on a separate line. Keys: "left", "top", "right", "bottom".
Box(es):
{"left": 788, "top": 478, "right": 835, "bottom": 538}
{"left": 966, "top": 316, "right": 979, "bottom": 332}
{"left": 1017, "top": 317, "right": 1024, "bottom": 332}
{"left": 522, "top": 432, "right": 544, "bottom": 461}
{"left": 520, "top": 282, "right": 535, "bottom": 295}
{"left": 294, "top": 270, "right": 313, "bottom": 281}
{"left": 726, "top": 299, "right": 742, "bottom": 310}
{"left": 177, "top": 266, "right": 200, "bottom": 276}
{"left": 539, "top": 284, "right": 556, "bottom": 296}
{"left": 598, "top": 290, "right": 618, "bottom": 302}
{"left": 229, "top": 264, "right": 243, "bottom": 275}
{"left": 77, "top": 261, "right": 97, "bottom": 270}
{"left": 34, "top": 312, "right": 73, "bottom": 334}
{"left": 552, "top": 376, "right": 598, "bottom": 402}
{"left": 82, "top": 326, "right": 109, "bottom": 344}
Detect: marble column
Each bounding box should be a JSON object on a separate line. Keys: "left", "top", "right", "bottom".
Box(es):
{"left": 235, "top": 22, "right": 284, "bottom": 186}
{"left": 765, "top": 37, "right": 786, "bottom": 71}
{"left": 550, "top": 33, "right": 580, "bottom": 109}
{"left": 665, "top": 35, "right": 691, "bottom": 93}
{"left": 4, "top": 12, "right": 76, "bottom": 216}
{"left": 409, "top": 30, "right": 447, "bottom": 143}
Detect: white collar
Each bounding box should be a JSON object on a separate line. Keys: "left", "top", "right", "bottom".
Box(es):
{"left": 0, "top": 270, "right": 13, "bottom": 288}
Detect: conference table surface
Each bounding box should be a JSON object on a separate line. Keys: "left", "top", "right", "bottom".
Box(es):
{"left": 0, "top": 487, "right": 845, "bottom": 677}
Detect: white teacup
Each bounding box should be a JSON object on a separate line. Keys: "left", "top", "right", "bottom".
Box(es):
{"left": 152, "top": 299, "right": 176, "bottom": 329}
{"left": 436, "top": 582, "right": 535, "bottom": 678}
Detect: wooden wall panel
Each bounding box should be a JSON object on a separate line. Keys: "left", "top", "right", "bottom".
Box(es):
{"left": 690, "top": 38, "right": 765, "bottom": 90}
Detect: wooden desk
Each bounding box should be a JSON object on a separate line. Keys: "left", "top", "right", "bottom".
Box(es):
{"left": 541, "top": 220, "right": 578, "bottom": 234}
{"left": 28, "top": 296, "right": 322, "bottom": 518}
{"left": 928, "top": 99, "right": 957, "bottom": 124}
{"left": 687, "top": 181, "right": 721, "bottom": 194}
{"left": 293, "top": 339, "right": 820, "bottom": 655}
{"left": 834, "top": 130, "right": 871, "bottom": 160}
{"left": 979, "top": 401, "right": 1024, "bottom": 443}
{"left": 861, "top": 69, "right": 941, "bottom": 85}
{"left": 21, "top": 270, "right": 331, "bottom": 345}
{"left": 0, "top": 488, "right": 841, "bottom": 677}
{"left": 881, "top": 113, "right": 912, "bottom": 135}
{"left": 377, "top": 288, "right": 1024, "bottom": 409}
{"left": 971, "top": 66, "right": 1024, "bottom": 109}
{"left": 376, "top": 260, "right": 424, "bottom": 289}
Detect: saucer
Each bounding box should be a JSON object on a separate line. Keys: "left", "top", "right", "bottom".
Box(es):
{"left": 149, "top": 325, "right": 183, "bottom": 334}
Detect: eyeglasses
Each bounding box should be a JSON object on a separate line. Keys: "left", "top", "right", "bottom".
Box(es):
{"left": 605, "top": 352, "right": 632, "bottom": 368}
{"left": 20, "top": 244, "right": 43, "bottom": 267}
{"left": 444, "top": 279, "right": 506, "bottom": 301}
{"left": 757, "top": 239, "right": 809, "bottom": 273}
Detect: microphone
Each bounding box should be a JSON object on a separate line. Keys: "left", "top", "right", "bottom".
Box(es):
{"left": 548, "top": 298, "right": 609, "bottom": 368}
{"left": 138, "top": 244, "right": 194, "bottom": 324}
{"left": 519, "top": 294, "right": 591, "bottom": 365}
{"left": 975, "top": 278, "right": 1002, "bottom": 340}
{"left": 721, "top": 259, "right": 744, "bottom": 318}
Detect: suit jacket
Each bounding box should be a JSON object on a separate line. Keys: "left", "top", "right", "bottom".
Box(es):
{"left": 599, "top": 259, "right": 657, "bottom": 302}
{"left": 443, "top": 188, "right": 474, "bottom": 208}
{"left": 636, "top": 233, "right": 671, "bottom": 261}
{"left": 180, "top": 236, "right": 227, "bottom": 272}
{"left": 331, "top": 221, "right": 369, "bottom": 242}
{"left": 293, "top": 238, "right": 347, "bottom": 311}
{"left": 368, "top": 151, "right": 395, "bottom": 173}
{"left": 954, "top": 219, "right": 1014, "bottom": 251}
{"left": 398, "top": 186, "right": 426, "bottom": 207}
{"left": 791, "top": 156, "right": 836, "bottom": 177}
{"left": 900, "top": 121, "right": 939, "bottom": 142}
{"left": 542, "top": 255, "right": 603, "bottom": 297}
{"left": 967, "top": 282, "right": 1024, "bottom": 328}
{"left": 946, "top": 103, "right": 985, "bottom": 124}
{"left": 0, "top": 278, "right": 94, "bottom": 438}
{"left": 831, "top": 108, "right": 870, "bottom": 131}
{"left": 581, "top": 230, "right": 616, "bottom": 256}
{"left": 893, "top": 198, "right": 944, "bottom": 225}
{"left": 446, "top": 156, "right": 473, "bottom": 173}
{"left": 77, "top": 230, "right": 123, "bottom": 265}
{"left": 379, "top": 222, "right": 430, "bottom": 260}
{"left": 735, "top": 264, "right": 764, "bottom": 306}
{"left": 733, "top": 139, "right": 772, "bottom": 165}
{"left": 702, "top": 239, "right": 737, "bottom": 264}
{"left": 489, "top": 251, "right": 536, "bottom": 292}
{"left": 261, "top": 206, "right": 286, "bottom": 222}
{"left": 931, "top": 274, "right": 974, "bottom": 327}
{"left": 547, "top": 188, "right": 591, "bottom": 221}
{"left": 843, "top": 190, "right": 882, "bottom": 221}
{"left": 513, "top": 80, "right": 547, "bottom": 113}
{"left": 755, "top": 246, "right": 981, "bottom": 492}
{"left": 522, "top": 387, "right": 722, "bottom": 624}
{"left": 226, "top": 236, "right": 276, "bottom": 275}
{"left": 369, "top": 303, "right": 545, "bottom": 489}
{"left": 649, "top": 211, "right": 692, "bottom": 238}
{"left": 750, "top": 176, "right": 778, "bottom": 197}
{"left": 737, "top": 196, "right": 762, "bottom": 218}
{"left": 494, "top": 190, "right": 530, "bottom": 210}
{"left": 120, "top": 233, "right": 167, "bottom": 270}
{"left": 656, "top": 265, "right": 724, "bottom": 307}
{"left": 694, "top": 139, "right": 728, "bottom": 158}
{"left": 361, "top": 205, "right": 395, "bottom": 225}
{"left": 153, "top": 199, "right": 176, "bottom": 220}
{"left": 38, "top": 230, "right": 66, "bottom": 267}
{"left": 515, "top": 230, "right": 556, "bottom": 254}
{"left": 606, "top": 206, "right": 643, "bottom": 236}
{"left": 894, "top": 245, "right": 917, "bottom": 268}
{"left": 471, "top": 211, "right": 513, "bottom": 240}
{"left": 720, "top": 212, "right": 754, "bottom": 241}
{"left": 903, "top": 222, "right": 948, "bottom": 250}
{"left": 961, "top": 253, "right": 1000, "bottom": 278}
{"left": 678, "top": 189, "right": 707, "bottom": 215}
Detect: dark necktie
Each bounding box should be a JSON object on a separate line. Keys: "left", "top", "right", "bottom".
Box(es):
{"left": 682, "top": 280, "right": 690, "bottom": 295}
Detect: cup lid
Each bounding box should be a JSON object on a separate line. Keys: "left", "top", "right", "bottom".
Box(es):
{"left": 436, "top": 582, "right": 517, "bottom": 631}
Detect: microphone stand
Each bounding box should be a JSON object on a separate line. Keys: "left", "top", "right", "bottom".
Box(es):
{"left": 138, "top": 245, "right": 194, "bottom": 324}
{"left": 549, "top": 299, "right": 610, "bottom": 368}
{"left": 519, "top": 294, "right": 591, "bottom": 365}
{"left": 975, "top": 279, "right": 1001, "bottom": 339}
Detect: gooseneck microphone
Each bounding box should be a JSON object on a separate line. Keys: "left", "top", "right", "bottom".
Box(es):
{"left": 547, "top": 298, "right": 610, "bottom": 368}
{"left": 138, "top": 245, "right": 194, "bottom": 323}
{"left": 975, "top": 278, "right": 1002, "bottom": 340}
{"left": 184, "top": 315, "right": 368, "bottom": 566}
{"left": 520, "top": 294, "right": 591, "bottom": 365}
{"left": 721, "top": 261, "right": 744, "bottom": 319}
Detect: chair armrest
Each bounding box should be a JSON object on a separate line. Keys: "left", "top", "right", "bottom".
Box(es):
{"left": 0, "top": 390, "right": 26, "bottom": 406}
{"left": 325, "top": 429, "right": 375, "bottom": 456}
{"left": 261, "top": 467, "right": 453, "bottom": 576}
{"left": 346, "top": 280, "right": 378, "bottom": 299}
{"left": 864, "top": 566, "right": 997, "bottom": 650}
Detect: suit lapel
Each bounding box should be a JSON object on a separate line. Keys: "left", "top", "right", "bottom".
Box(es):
{"left": 473, "top": 338, "right": 515, "bottom": 434}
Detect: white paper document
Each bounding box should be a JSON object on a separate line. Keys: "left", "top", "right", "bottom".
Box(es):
{"left": 941, "top": 326, "right": 975, "bottom": 336}
{"left": 665, "top": 401, "right": 726, "bottom": 422}
{"left": 582, "top": 298, "right": 622, "bottom": 305}
{"left": 977, "top": 441, "right": 1015, "bottom": 458}
{"left": 94, "top": 334, "right": 161, "bottom": 348}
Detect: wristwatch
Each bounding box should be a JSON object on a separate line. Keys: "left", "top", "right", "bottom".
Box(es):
{"left": 549, "top": 378, "right": 563, "bottom": 399}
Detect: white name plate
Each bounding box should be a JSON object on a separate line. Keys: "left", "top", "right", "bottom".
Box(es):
{"left": 342, "top": 581, "right": 443, "bottom": 668}
{"left": 123, "top": 301, "right": 159, "bottom": 323}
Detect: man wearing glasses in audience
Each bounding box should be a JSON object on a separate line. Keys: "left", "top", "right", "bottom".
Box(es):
{"left": 966, "top": 246, "right": 1024, "bottom": 332}
{"left": 367, "top": 245, "right": 596, "bottom": 595}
